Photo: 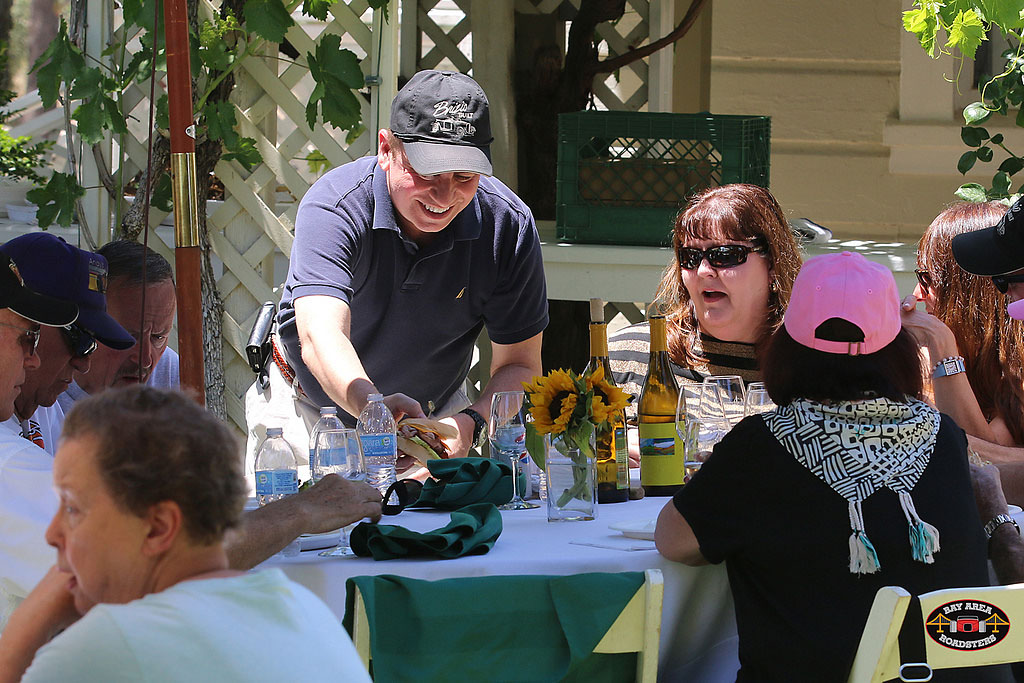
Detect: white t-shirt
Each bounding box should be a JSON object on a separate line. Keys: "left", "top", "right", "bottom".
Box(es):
{"left": 0, "top": 418, "right": 56, "bottom": 629}
{"left": 23, "top": 570, "right": 370, "bottom": 682}
{"left": 27, "top": 401, "right": 64, "bottom": 457}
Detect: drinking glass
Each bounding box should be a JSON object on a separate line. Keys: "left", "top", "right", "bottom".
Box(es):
{"left": 318, "top": 428, "right": 367, "bottom": 557}
{"left": 687, "top": 381, "right": 730, "bottom": 483}
{"left": 744, "top": 382, "right": 776, "bottom": 416}
{"left": 705, "top": 375, "right": 746, "bottom": 426}
{"left": 489, "top": 391, "right": 539, "bottom": 510}
{"left": 676, "top": 387, "right": 699, "bottom": 480}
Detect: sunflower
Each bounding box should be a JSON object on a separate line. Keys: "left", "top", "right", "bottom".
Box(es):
{"left": 590, "top": 376, "right": 629, "bottom": 426}
{"left": 525, "top": 369, "right": 577, "bottom": 435}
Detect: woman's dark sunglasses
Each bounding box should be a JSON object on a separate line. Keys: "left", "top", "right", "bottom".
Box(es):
{"left": 915, "top": 269, "right": 932, "bottom": 290}
{"left": 677, "top": 239, "right": 768, "bottom": 270}
{"left": 61, "top": 323, "right": 97, "bottom": 358}
{"left": 992, "top": 273, "right": 1024, "bottom": 293}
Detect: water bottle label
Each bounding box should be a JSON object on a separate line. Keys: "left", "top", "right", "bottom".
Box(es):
{"left": 255, "top": 469, "right": 298, "bottom": 495}
{"left": 360, "top": 433, "right": 395, "bottom": 459}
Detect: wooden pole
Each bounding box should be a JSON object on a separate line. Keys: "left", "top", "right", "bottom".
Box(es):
{"left": 163, "top": 0, "right": 205, "bottom": 405}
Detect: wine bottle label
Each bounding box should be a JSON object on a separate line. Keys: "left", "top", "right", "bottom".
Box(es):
{"left": 614, "top": 425, "right": 628, "bottom": 489}
{"left": 639, "top": 421, "right": 683, "bottom": 486}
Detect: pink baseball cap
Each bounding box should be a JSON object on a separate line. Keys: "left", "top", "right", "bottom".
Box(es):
{"left": 784, "top": 251, "right": 901, "bottom": 355}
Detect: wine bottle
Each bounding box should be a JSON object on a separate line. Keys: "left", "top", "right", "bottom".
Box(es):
{"left": 638, "top": 314, "right": 683, "bottom": 496}
{"left": 584, "top": 298, "right": 629, "bottom": 504}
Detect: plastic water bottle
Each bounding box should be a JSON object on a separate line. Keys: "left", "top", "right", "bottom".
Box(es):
{"left": 254, "top": 427, "right": 298, "bottom": 506}
{"left": 357, "top": 393, "right": 397, "bottom": 498}
{"left": 309, "top": 406, "right": 344, "bottom": 482}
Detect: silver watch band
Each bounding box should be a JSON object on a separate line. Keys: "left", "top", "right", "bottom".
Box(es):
{"left": 983, "top": 513, "right": 1021, "bottom": 539}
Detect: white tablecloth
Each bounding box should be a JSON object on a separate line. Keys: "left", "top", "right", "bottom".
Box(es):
{"left": 261, "top": 496, "right": 740, "bottom": 682}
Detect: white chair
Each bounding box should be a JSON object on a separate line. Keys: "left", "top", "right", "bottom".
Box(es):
{"left": 848, "top": 583, "right": 1024, "bottom": 682}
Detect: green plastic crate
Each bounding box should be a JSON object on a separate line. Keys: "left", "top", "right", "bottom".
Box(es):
{"left": 556, "top": 111, "right": 771, "bottom": 247}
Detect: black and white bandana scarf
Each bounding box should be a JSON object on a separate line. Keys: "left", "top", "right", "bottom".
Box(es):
{"left": 764, "top": 397, "right": 942, "bottom": 574}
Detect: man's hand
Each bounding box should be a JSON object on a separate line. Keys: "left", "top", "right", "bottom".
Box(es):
{"left": 439, "top": 412, "right": 477, "bottom": 458}
{"left": 0, "top": 566, "right": 82, "bottom": 682}
{"left": 291, "top": 474, "right": 383, "bottom": 534}
{"left": 382, "top": 393, "right": 425, "bottom": 423}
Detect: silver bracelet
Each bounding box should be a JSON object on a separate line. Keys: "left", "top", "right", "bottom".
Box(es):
{"left": 932, "top": 355, "right": 965, "bottom": 379}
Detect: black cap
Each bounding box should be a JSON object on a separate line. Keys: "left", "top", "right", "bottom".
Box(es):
{"left": 0, "top": 234, "right": 135, "bottom": 349}
{"left": 389, "top": 70, "right": 493, "bottom": 177}
{"left": 952, "top": 196, "right": 1024, "bottom": 276}
{"left": 0, "top": 252, "right": 78, "bottom": 326}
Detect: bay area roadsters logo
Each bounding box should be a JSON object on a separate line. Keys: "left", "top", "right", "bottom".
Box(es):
{"left": 925, "top": 600, "right": 1010, "bottom": 650}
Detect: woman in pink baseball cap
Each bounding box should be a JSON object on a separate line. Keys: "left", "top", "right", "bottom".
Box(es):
{"left": 654, "top": 251, "right": 1000, "bottom": 682}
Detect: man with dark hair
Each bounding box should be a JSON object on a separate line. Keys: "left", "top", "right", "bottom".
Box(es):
{"left": 57, "top": 240, "right": 179, "bottom": 420}
{"left": 245, "top": 69, "right": 547, "bottom": 486}
{"left": 0, "top": 234, "right": 133, "bottom": 629}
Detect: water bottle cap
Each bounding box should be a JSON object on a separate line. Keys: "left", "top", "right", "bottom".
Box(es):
{"left": 319, "top": 406, "right": 337, "bottom": 415}
{"left": 266, "top": 427, "right": 283, "bottom": 437}
{"left": 368, "top": 393, "right": 383, "bottom": 402}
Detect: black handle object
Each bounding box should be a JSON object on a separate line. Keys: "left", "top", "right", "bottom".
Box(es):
{"left": 246, "top": 302, "right": 277, "bottom": 374}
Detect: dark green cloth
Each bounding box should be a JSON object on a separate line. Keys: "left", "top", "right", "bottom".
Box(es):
{"left": 414, "top": 457, "right": 513, "bottom": 509}
{"left": 343, "top": 572, "right": 644, "bottom": 683}
{"left": 349, "top": 502, "right": 502, "bottom": 560}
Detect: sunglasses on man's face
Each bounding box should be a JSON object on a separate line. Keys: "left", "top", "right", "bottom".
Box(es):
{"left": 992, "top": 273, "right": 1024, "bottom": 294}
{"left": 677, "top": 240, "right": 768, "bottom": 270}
{"left": 0, "top": 322, "right": 39, "bottom": 356}
{"left": 61, "top": 323, "right": 97, "bottom": 359}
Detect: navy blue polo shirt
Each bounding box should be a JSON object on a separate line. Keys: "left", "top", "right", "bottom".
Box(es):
{"left": 277, "top": 155, "right": 548, "bottom": 420}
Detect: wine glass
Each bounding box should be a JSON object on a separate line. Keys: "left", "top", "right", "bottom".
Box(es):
{"left": 318, "top": 428, "right": 367, "bottom": 557}
{"left": 705, "top": 375, "right": 746, "bottom": 426}
{"left": 676, "top": 385, "right": 699, "bottom": 481}
{"left": 687, "top": 381, "right": 730, "bottom": 483}
{"left": 744, "top": 382, "right": 776, "bottom": 416}
{"left": 489, "top": 391, "right": 539, "bottom": 510}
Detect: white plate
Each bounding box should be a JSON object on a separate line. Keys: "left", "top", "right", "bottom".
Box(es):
{"left": 608, "top": 519, "right": 657, "bottom": 541}
{"left": 298, "top": 530, "right": 341, "bottom": 552}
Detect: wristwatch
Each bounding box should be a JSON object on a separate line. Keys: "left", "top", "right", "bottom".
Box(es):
{"left": 983, "top": 513, "right": 1021, "bottom": 540}
{"left": 459, "top": 407, "right": 487, "bottom": 447}
{"left": 932, "top": 355, "right": 966, "bottom": 379}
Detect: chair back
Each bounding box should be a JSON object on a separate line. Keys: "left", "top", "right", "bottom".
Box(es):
{"left": 848, "top": 582, "right": 1024, "bottom": 682}
{"left": 349, "top": 569, "right": 663, "bottom": 683}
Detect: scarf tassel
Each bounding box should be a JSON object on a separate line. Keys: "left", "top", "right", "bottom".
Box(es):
{"left": 848, "top": 501, "right": 881, "bottom": 574}
{"left": 900, "top": 491, "right": 940, "bottom": 564}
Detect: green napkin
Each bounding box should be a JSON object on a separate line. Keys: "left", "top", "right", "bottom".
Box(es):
{"left": 349, "top": 502, "right": 502, "bottom": 560}
{"left": 413, "top": 457, "right": 513, "bottom": 509}
{"left": 343, "top": 572, "right": 644, "bottom": 683}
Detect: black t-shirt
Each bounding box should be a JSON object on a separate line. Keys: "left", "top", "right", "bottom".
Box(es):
{"left": 675, "top": 412, "right": 995, "bottom": 683}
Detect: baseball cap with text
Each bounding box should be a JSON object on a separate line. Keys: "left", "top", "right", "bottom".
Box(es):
{"left": 784, "top": 251, "right": 901, "bottom": 356}
{"left": 0, "top": 252, "right": 78, "bottom": 326}
{"left": 952, "top": 195, "right": 1024, "bottom": 276}
{"left": 389, "top": 70, "right": 493, "bottom": 177}
{"left": 0, "top": 234, "right": 135, "bottom": 349}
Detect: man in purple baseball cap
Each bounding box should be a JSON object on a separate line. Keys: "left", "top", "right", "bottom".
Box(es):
{"left": 246, "top": 69, "right": 547, "bottom": 485}
{"left": 0, "top": 233, "right": 135, "bottom": 627}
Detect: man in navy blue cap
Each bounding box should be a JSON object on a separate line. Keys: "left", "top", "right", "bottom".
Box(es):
{"left": 0, "top": 233, "right": 133, "bottom": 630}
{"left": 245, "top": 70, "right": 548, "bottom": 485}
{"left": 0, "top": 234, "right": 135, "bottom": 453}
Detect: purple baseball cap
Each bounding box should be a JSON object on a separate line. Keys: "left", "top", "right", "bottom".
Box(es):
{"left": 0, "top": 233, "right": 135, "bottom": 349}
{"left": 0, "top": 252, "right": 78, "bottom": 326}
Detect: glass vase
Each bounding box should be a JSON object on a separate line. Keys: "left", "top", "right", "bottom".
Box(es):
{"left": 545, "top": 431, "right": 597, "bottom": 522}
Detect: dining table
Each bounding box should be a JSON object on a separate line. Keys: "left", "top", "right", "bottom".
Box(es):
{"left": 260, "top": 495, "right": 741, "bottom": 682}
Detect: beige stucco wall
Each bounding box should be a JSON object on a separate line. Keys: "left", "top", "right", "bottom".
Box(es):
{"left": 703, "top": 0, "right": 1016, "bottom": 242}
